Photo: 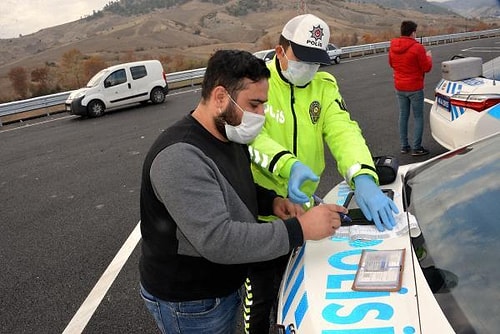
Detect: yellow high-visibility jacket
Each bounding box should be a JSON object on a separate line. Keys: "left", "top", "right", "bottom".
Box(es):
{"left": 249, "top": 57, "right": 378, "bottom": 218}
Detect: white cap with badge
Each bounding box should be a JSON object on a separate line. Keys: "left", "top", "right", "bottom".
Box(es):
{"left": 281, "top": 14, "right": 331, "bottom": 65}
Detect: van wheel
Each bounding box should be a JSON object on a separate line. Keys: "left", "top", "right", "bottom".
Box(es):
{"left": 334, "top": 56, "right": 340, "bottom": 64}
{"left": 150, "top": 87, "right": 165, "bottom": 104}
{"left": 87, "top": 100, "right": 105, "bottom": 117}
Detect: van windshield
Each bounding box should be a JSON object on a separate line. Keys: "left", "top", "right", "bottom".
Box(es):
{"left": 87, "top": 69, "right": 109, "bottom": 87}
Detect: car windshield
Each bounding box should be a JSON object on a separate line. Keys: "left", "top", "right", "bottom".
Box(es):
{"left": 403, "top": 133, "right": 500, "bottom": 333}
{"left": 86, "top": 69, "right": 109, "bottom": 87}
{"left": 482, "top": 55, "right": 500, "bottom": 80}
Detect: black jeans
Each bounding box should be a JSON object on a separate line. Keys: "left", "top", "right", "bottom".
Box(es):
{"left": 244, "top": 253, "right": 290, "bottom": 334}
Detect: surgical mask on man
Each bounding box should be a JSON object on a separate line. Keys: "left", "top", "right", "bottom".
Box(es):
{"left": 224, "top": 94, "right": 265, "bottom": 144}
{"left": 281, "top": 49, "right": 320, "bottom": 86}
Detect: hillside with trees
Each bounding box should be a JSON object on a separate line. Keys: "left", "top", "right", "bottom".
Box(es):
{"left": 0, "top": 0, "right": 496, "bottom": 102}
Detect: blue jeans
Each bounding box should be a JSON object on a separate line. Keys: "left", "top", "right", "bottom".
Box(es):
{"left": 396, "top": 89, "right": 424, "bottom": 149}
{"left": 140, "top": 284, "right": 241, "bottom": 334}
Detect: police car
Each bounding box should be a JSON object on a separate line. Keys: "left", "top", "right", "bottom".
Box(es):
{"left": 276, "top": 132, "right": 500, "bottom": 333}
{"left": 430, "top": 55, "right": 500, "bottom": 150}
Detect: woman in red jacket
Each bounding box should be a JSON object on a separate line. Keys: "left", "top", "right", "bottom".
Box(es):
{"left": 389, "top": 20, "right": 433, "bottom": 156}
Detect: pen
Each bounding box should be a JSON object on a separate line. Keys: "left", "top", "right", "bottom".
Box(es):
{"left": 312, "top": 194, "right": 352, "bottom": 224}
{"left": 339, "top": 211, "right": 352, "bottom": 224}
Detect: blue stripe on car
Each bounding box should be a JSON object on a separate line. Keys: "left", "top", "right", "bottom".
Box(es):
{"left": 282, "top": 266, "right": 305, "bottom": 321}
{"left": 284, "top": 245, "right": 305, "bottom": 291}
{"left": 451, "top": 105, "right": 465, "bottom": 121}
{"left": 488, "top": 104, "right": 500, "bottom": 119}
{"left": 295, "top": 292, "right": 308, "bottom": 328}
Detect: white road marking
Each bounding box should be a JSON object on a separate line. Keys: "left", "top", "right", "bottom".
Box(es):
{"left": 0, "top": 115, "right": 77, "bottom": 133}
{"left": 0, "top": 88, "right": 201, "bottom": 133}
{"left": 425, "top": 98, "right": 434, "bottom": 105}
{"left": 461, "top": 46, "right": 500, "bottom": 52}
{"left": 62, "top": 221, "right": 142, "bottom": 334}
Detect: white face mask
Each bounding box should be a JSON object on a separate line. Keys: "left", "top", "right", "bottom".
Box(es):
{"left": 224, "top": 95, "right": 265, "bottom": 144}
{"left": 281, "top": 52, "right": 320, "bottom": 86}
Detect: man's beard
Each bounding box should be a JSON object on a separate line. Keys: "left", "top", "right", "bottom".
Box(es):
{"left": 214, "top": 102, "right": 239, "bottom": 139}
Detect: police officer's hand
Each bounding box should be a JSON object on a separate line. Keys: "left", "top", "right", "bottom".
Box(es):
{"left": 354, "top": 174, "right": 399, "bottom": 231}
{"left": 288, "top": 161, "right": 319, "bottom": 204}
{"left": 273, "top": 197, "right": 305, "bottom": 219}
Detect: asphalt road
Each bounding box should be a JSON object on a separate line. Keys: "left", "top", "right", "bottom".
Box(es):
{"left": 1, "top": 36, "right": 498, "bottom": 334}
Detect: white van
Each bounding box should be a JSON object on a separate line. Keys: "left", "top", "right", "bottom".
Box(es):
{"left": 65, "top": 60, "right": 169, "bottom": 117}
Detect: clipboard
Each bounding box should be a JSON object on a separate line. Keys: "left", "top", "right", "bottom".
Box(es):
{"left": 352, "top": 249, "right": 405, "bottom": 292}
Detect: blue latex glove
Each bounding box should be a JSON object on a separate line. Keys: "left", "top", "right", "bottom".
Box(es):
{"left": 288, "top": 161, "right": 319, "bottom": 204}
{"left": 354, "top": 174, "right": 399, "bottom": 231}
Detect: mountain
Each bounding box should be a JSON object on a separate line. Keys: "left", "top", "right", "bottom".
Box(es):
{"left": 357, "top": 0, "right": 453, "bottom": 14}
{"left": 429, "top": 0, "right": 500, "bottom": 18}
{"left": 0, "top": 0, "right": 494, "bottom": 102}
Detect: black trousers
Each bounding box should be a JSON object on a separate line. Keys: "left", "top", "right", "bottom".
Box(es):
{"left": 243, "top": 253, "right": 290, "bottom": 334}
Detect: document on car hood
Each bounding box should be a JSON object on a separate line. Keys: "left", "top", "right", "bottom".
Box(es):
{"left": 334, "top": 212, "right": 420, "bottom": 240}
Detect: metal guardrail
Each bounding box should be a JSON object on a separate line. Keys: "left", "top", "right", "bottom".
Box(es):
{"left": 1, "top": 28, "right": 500, "bottom": 126}
{"left": 339, "top": 29, "right": 500, "bottom": 57}
{"left": 0, "top": 91, "right": 72, "bottom": 119}
{"left": 167, "top": 68, "right": 206, "bottom": 84}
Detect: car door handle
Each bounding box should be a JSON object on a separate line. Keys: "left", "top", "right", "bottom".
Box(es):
{"left": 128, "top": 83, "right": 131, "bottom": 89}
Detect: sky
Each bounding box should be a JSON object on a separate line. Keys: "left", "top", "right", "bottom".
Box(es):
{"left": 0, "top": 0, "right": 111, "bottom": 39}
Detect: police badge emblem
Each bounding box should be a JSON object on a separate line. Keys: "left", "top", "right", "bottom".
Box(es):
{"left": 309, "top": 25, "right": 325, "bottom": 46}
{"left": 309, "top": 101, "right": 321, "bottom": 124}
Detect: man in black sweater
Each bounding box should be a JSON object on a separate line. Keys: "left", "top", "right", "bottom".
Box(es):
{"left": 139, "top": 49, "right": 347, "bottom": 334}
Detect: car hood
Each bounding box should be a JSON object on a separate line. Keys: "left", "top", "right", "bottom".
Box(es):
{"left": 276, "top": 162, "right": 454, "bottom": 333}
{"left": 68, "top": 88, "right": 89, "bottom": 99}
